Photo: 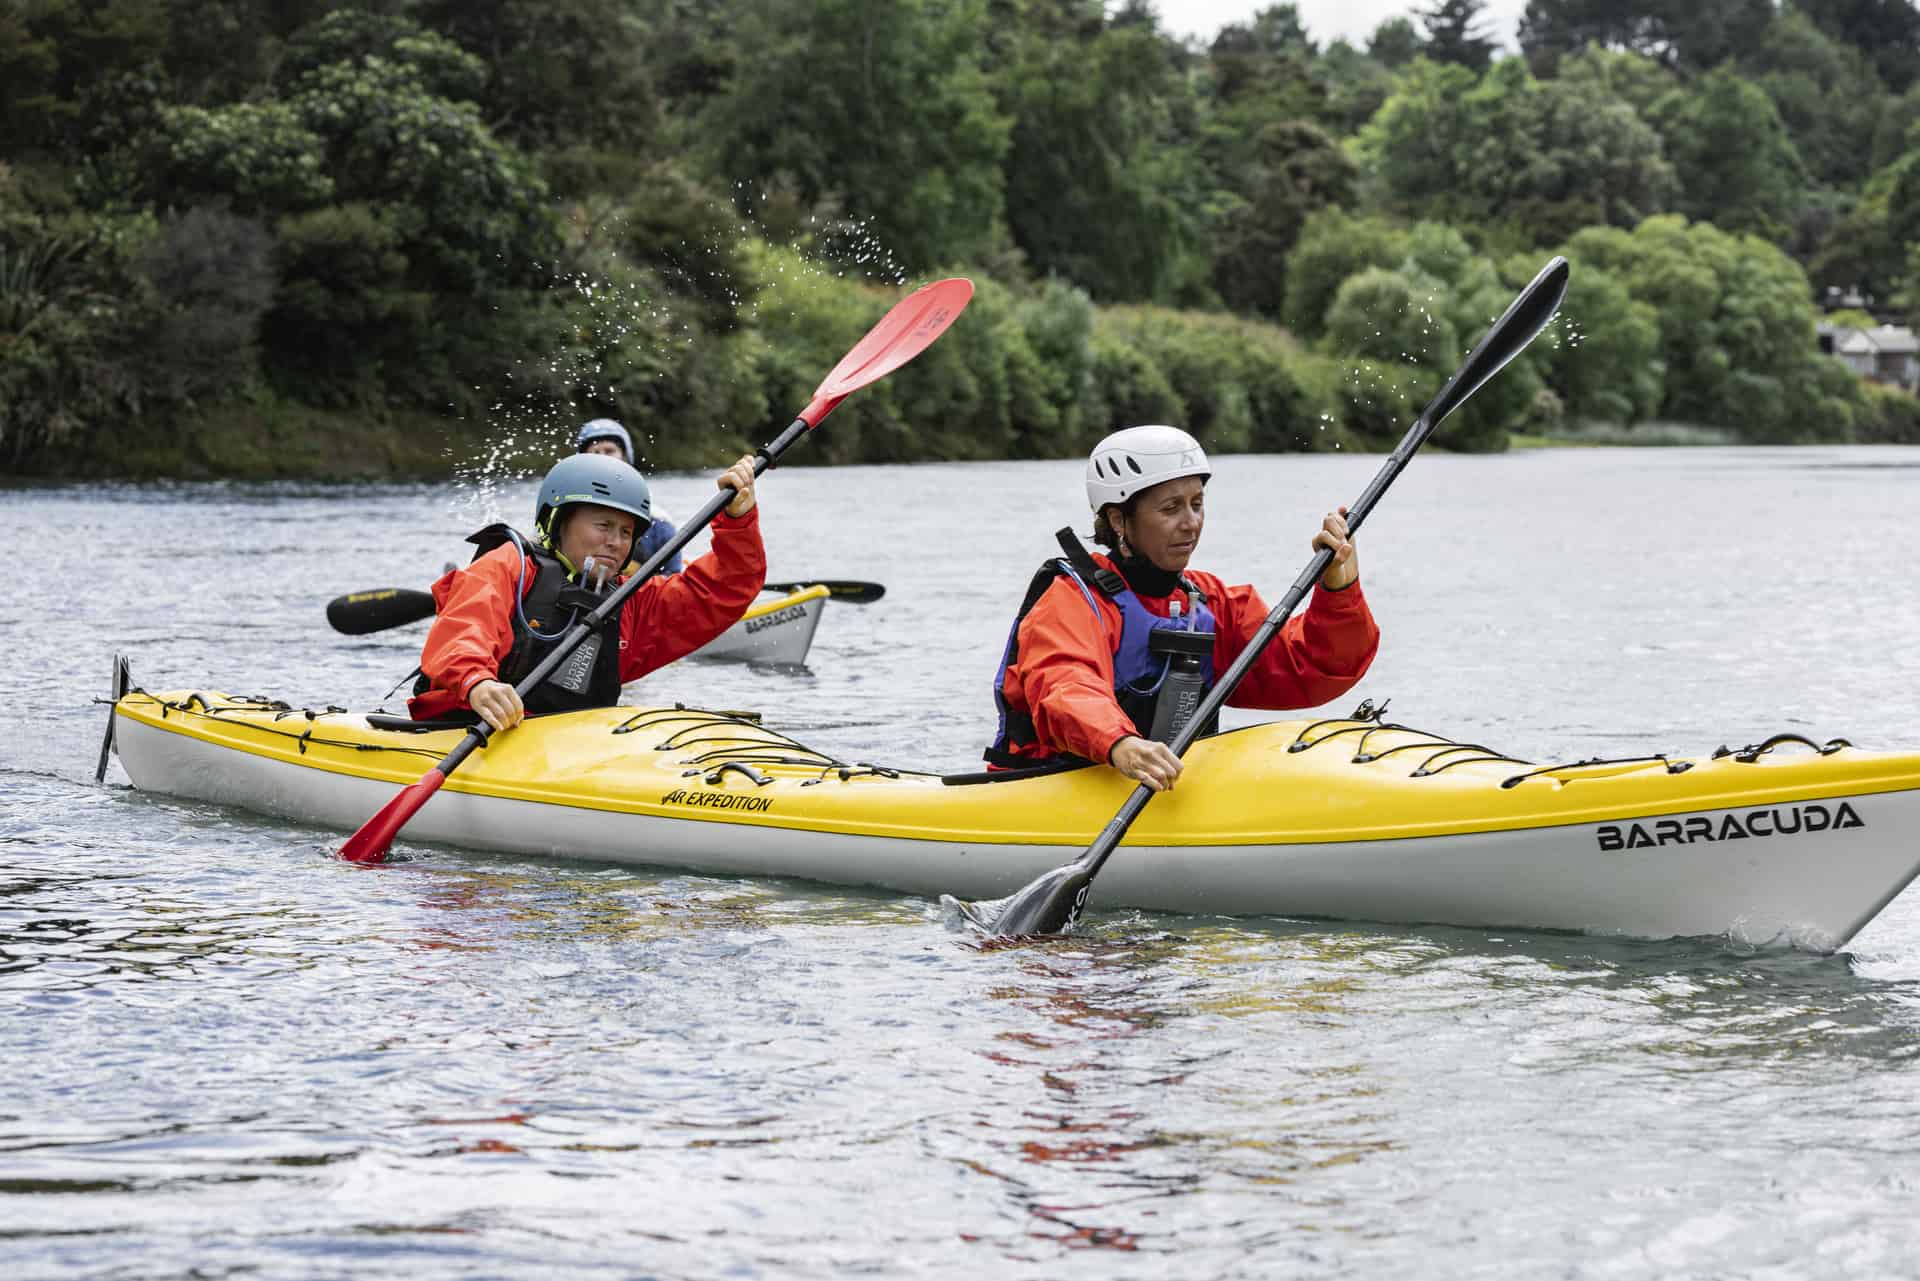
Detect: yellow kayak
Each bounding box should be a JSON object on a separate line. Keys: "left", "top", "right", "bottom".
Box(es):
{"left": 104, "top": 676, "right": 1920, "bottom": 951}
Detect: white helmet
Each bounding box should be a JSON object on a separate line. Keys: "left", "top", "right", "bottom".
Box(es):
{"left": 1085, "top": 425, "right": 1209, "bottom": 512}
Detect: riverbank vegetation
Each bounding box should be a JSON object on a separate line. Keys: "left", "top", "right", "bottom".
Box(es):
{"left": 6, "top": 0, "right": 1920, "bottom": 479}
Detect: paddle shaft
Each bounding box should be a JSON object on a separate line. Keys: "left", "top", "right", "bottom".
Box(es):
{"left": 432, "top": 417, "right": 815, "bottom": 777}
{"left": 986, "top": 256, "right": 1571, "bottom": 935}
{"left": 329, "top": 576, "right": 881, "bottom": 636}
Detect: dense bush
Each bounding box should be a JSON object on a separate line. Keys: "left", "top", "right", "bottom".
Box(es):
{"left": 1564, "top": 215, "right": 1861, "bottom": 441}
{"left": 1091, "top": 306, "right": 1354, "bottom": 454}
{"left": 132, "top": 205, "right": 275, "bottom": 405}
{"left": 0, "top": 207, "right": 154, "bottom": 466}
{"left": 1855, "top": 380, "right": 1920, "bottom": 443}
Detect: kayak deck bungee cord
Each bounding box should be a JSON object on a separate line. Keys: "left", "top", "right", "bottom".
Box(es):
{"left": 106, "top": 677, "right": 1920, "bottom": 951}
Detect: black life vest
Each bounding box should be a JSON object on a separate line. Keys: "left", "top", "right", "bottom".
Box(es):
{"left": 416, "top": 523, "right": 626, "bottom": 715}
{"left": 984, "top": 529, "right": 1219, "bottom": 767}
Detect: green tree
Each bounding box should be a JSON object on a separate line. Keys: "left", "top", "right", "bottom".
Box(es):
{"left": 1552, "top": 43, "right": 1679, "bottom": 117}
{"left": 1206, "top": 3, "right": 1330, "bottom": 128}
{"left": 407, "top": 0, "right": 663, "bottom": 151}
{"left": 1871, "top": 82, "right": 1920, "bottom": 172}
{"left": 1281, "top": 208, "right": 1409, "bottom": 338}
{"left": 1565, "top": 215, "right": 1857, "bottom": 441}
{"left": 1368, "top": 16, "right": 1424, "bottom": 67}
{"left": 700, "top": 0, "right": 1010, "bottom": 273}
{"left": 1518, "top": 0, "right": 1774, "bottom": 74}
{"left": 1418, "top": 0, "right": 1497, "bottom": 72}
{"left": 139, "top": 12, "right": 560, "bottom": 407}
{"left": 1798, "top": 0, "right": 1920, "bottom": 92}
{"left": 1356, "top": 57, "right": 1676, "bottom": 242}
{"left": 1209, "top": 119, "right": 1357, "bottom": 317}
{"left": 0, "top": 0, "right": 168, "bottom": 155}
{"left": 1807, "top": 159, "right": 1907, "bottom": 303}
{"left": 1314, "top": 39, "right": 1399, "bottom": 135}
{"left": 1535, "top": 261, "right": 1662, "bottom": 423}
{"left": 1000, "top": 7, "right": 1208, "bottom": 301}
{"left": 1740, "top": 8, "right": 1887, "bottom": 191}
{"left": 1648, "top": 66, "right": 1806, "bottom": 241}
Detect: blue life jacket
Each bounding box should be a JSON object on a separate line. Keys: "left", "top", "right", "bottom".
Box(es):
{"left": 985, "top": 529, "right": 1218, "bottom": 767}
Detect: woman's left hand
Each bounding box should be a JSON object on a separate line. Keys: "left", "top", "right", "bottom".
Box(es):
{"left": 718, "top": 455, "right": 758, "bottom": 516}
{"left": 1313, "top": 506, "right": 1359, "bottom": 590}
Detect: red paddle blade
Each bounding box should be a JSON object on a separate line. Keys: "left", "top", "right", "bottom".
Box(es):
{"left": 338, "top": 770, "right": 445, "bottom": 864}
{"left": 802, "top": 277, "right": 973, "bottom": 424}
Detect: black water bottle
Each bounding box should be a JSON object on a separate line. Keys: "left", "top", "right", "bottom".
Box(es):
{"left": 1147, "top": 601, "right": 1214, "bottom": 745}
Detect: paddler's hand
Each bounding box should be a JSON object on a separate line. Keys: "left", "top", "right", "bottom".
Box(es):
{"left": 1314, "top": 506, "right": 1358, "bottom": 590}
{"left": 1110, "top": 735, "right": 1183, "bottom": 792}
{"left": 468, "top": 680, "right": 524, "bottom": 733}
{"left": 719, "top": 455, "right": 758, "bottom": 517}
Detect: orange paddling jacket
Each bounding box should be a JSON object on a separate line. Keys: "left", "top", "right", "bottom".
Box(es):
{"left": 408, "top": 507, "right": 765, "bottom": 720}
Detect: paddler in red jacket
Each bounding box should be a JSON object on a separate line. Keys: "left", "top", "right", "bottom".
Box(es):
{"left": 409, "top": 452, "right": 766, "bottom": 729}
{"left": 986, "top": 425, "right": 1378, "bottom": 791}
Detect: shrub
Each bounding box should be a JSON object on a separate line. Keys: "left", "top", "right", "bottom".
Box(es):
{"left": 1854, "top": 379, "right": 1920, "bottom": 443}
{"left": 133, "top": 205, "right": 275, "bottom": 404}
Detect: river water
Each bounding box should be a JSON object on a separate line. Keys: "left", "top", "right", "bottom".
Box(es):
{"left": 5, "top": 446, "right": 1920, "bottom": 1278}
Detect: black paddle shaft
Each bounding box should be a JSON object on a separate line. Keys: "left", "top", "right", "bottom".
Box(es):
{"left": 983, "top": 256, "right": 1571, "bottom": 937}
{"left": 433, "top": 418, "right": 811, "bottom": 777}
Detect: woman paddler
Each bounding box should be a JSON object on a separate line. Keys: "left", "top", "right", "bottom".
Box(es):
{"left": 985, "top": 425, "right": 1379, "bottom": 791}
{"left": 408, "top": 451, "right": 765, "bottom": 731}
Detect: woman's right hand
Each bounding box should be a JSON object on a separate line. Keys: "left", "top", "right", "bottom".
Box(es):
{"left": 468, "top": 679, "right": 524, "bottom": 733}
{"left": 1109, "top": 735, "right": 1183, "bottom": 792}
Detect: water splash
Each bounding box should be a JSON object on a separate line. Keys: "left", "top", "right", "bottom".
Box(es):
{"left": 449, "top": 187, "right": 913, "bottom": 519}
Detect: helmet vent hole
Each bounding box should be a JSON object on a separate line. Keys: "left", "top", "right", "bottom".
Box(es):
{"left": 1125, "top": 456, "right": 1142, "bottom": 474}
{"left": 592, "top": 482, "right": 611, "bottom": 495}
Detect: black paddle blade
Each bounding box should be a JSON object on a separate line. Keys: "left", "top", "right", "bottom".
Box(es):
{"left": 1424, "top": 256, "right": 1570, "bottom": 433}
{"left": 326, "top": 588, "right": 436, "bottom": 635}
{"left": 763, "top": 579, "right": 886, "bottom": 604}
{"left": 959, "top": 862, "right": 1094, "bottom": 938}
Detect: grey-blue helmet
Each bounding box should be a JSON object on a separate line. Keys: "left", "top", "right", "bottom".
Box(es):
{"left": 535, "top": 453, "right": 651, "bottom": 539}
{"left": 575, "top": 418, "right": 634, "bottom": 463}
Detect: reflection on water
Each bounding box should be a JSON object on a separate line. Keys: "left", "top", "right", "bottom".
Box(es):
{"left": 9, "top": 449, "right": 1920, "bottom": 1275}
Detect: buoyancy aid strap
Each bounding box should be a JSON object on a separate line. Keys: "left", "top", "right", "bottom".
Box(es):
{"left": 1054, "top": 527, "right": 1127, "bottom": 596}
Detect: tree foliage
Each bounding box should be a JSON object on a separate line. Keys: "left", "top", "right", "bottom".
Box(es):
{"left": 699, "top": 0, "right": 1010, "bottom": 273}
{"left": 0, "top": 0, "right": 1907, "bottom": 473}
{"left": 1564, "top": 215, "right": 1857, "bottom": 441}
{"left": 999, "top": 8, "right": 1207, "bottom": 302}
{"left": 1418, "top": 0, "right": 1497, "bottom": 72}
{"left": 1518, "top": 0, "right": 1775, "bottom": 73}
{"left": 1648, "top": 66, "right": 1807, "bottom": 241}
{"left": 1356, "top": 57, "right": 1676, "bottom": 242}
{"left": 1798, "top": 0, "right": 1920, "bottom": 92}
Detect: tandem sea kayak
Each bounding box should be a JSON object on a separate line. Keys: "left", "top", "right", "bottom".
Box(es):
{"left": 103, "top": 675, "right": 1920, "bottom": 951}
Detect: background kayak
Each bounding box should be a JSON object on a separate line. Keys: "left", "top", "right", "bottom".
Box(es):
{"left": 689, "top": 583, "right": 829, "bottom": 666}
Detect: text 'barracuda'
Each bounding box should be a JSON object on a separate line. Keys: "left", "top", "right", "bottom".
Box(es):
{"left": 1597, "top": 801, "right": 1864, "bottom": 851}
